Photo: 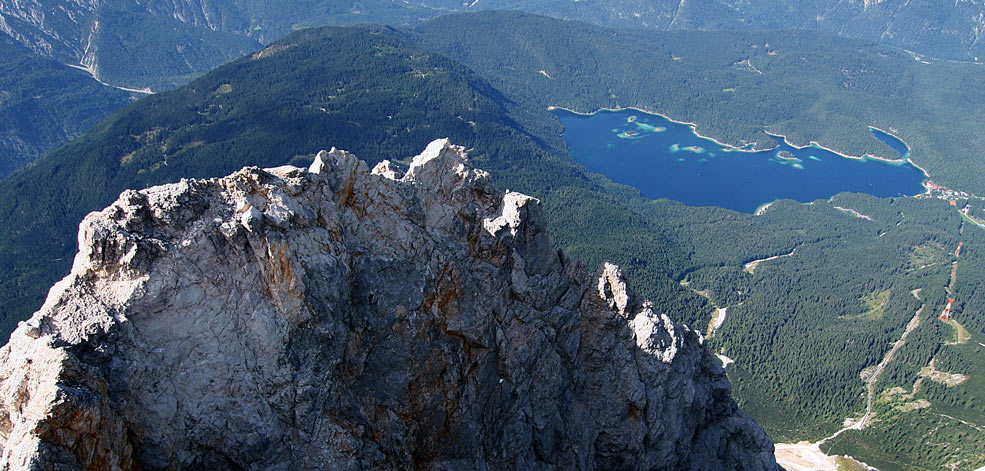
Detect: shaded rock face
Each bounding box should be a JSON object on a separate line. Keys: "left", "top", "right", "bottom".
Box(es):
{"left": 0, "top": 139, "right": 779, "bottom": 470}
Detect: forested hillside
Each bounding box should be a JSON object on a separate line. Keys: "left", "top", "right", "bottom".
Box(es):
{"left": 7, "top": 0, "right": 985, "bottom": 92}
{"left": 453, "top": 0, "right": 985, "bottom": 62}
{"left": 0, "top": 24, "right": 712, "bottom": 337}
{"left": 818, "top": 207, "right": 985, "bottom": 470}
{"left": 0, "top": 37, "right": 134, "bottom": 178}
{"left": 416, "top": 12, "right": 985, "bottom": 195}
{"left": 82, "top": 5, "right": 263, "bottom": 90}
{"left": 2, "top": 11, "right": 984, "bottom": 470}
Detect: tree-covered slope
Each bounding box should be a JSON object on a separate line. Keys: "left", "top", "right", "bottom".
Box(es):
{"left": 0, "top": 0, "right": 261, "bottom": 90}
{"left": 84, "top": 5, "right": 263, "bottom": 90}
{"left": 2, "top": 12, "right": 985, "bottom": 469}
{"left": 415, "top": 11, "right": 985, "bottom": 195}
{"left": 0, "top": 24, "right": 622, "bottom": 337}
{"left": 0, "top": 37, "right": 134, "bottom": 179}
{"left": 451, "top": 0, "right": 985, "bottom": 62}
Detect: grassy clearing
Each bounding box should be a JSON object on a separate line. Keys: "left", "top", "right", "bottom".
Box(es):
{"left": 908, "top": 243, "right": 947, "bottom": 270}
{"left": 959, "top": 211, "right": 985, "bottom": 230}
{"left": 859, "top": 289, "right": 892, "bottom": 320}
{"left": 834, "top": 456, "right": 870, "bottom": 471}
{"left": 823, "top": 409, "right": 985, "bottom": 471}
{"left": 946, "top": 319, "right": 972, "bottom": 344}
{"left": 919, "top": 359, "right": 969, "bottom": 387}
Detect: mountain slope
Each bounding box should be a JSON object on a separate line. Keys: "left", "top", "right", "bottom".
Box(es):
{"left": 0, "top": 24, "right": 607, "bottom": 337}
{"left": 452, "top": 0, "right": 985, "bottom": 62}
{"left": 2, "top": 13, "right": 985, "bottom": 469}
{"left": 0, "top": 37, "right": 134, "bottom": 179}
{"left": 0, "top": 140, "right": 780, "bottom": 470}
{"left": 415, "top": 11, "right": 985, "bottom": 194}
{"left": 0, "top": 0, "right": 461, "bottom": 90}
{"left": 5, "top": 0, "right": 985, "bottom": 92}
{"left": 0, "top": 0, "right": 261, "bottom": 90}
{"left": 82, "top": 5, "right": 263, "bottom": 90}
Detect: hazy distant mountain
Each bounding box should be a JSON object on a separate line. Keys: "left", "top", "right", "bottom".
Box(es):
{"left": 3, "top": 0, "right": 983, "bottom": 92}
{"left": 499, "top": 0, "right": 985, "bottom": 62}
{"left": 0, "top": 36, "right": 133, "bottom": 179}
{"left": 0, "top": 0, "right": 985, "bottom": 89}
{"left": 0, "top": 0, "right": 262, "bottom": 90}
{"left": 0, "top": 0, "right": 455, "bottom": 90}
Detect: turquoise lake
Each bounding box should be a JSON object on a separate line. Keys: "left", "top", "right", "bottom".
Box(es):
{"left": 554, "top": 109, "right": 927, "bottom": 213}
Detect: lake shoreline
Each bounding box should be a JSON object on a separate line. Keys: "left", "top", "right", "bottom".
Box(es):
{"left": 755, "top": 201, "right": 777, "bottom": 216}
{"left": 548, "top": 105, "right": 932, "bottom": 182}
{"left": 867, "top": 126, "right": 934, "bottom": 183}
{"left": 548, "top": 105, "right": 756, "bottom": 152}
{"left": 552, "top": 106, "right": 928, "bottom": 213}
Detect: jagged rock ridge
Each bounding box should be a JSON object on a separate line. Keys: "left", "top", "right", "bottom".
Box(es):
{"left": 0, "top": 139, "right": 779, "bottom": 470}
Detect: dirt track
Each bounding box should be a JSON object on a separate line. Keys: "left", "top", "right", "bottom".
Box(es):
{"left": 858, "top": 302, "right": 923, "bottom": 428}
{"left": 775, "top": 294, "right": 925, "bottom": 470}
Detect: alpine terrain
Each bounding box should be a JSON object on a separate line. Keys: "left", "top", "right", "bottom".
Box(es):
{"left": 0, "top": 140, "right": 780, "bottom": 470}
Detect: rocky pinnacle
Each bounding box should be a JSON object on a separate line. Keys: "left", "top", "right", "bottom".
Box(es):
{"left": 0, "top": 139, "right": 779, "bottom": 470}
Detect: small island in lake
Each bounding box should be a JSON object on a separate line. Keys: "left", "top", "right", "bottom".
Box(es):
{"left": 775, "top": 150, "right": 804, "bottom": 167}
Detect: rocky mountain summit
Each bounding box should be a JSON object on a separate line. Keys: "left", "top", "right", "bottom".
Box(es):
{"left": 0, "top": 139, "right": 779, "bottom": 470}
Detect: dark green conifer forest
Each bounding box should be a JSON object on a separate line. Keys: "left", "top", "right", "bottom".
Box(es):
{"left": 1, "top": 11, "right": 984, "bottom": 470}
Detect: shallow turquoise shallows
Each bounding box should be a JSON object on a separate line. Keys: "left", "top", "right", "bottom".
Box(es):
{"left": 554, "top": 109, "right": 927, "bottom": 213}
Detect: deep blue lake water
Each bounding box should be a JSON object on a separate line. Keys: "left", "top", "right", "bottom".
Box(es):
{"left": 554, "top": 109, "right": 927, "bottom": 213}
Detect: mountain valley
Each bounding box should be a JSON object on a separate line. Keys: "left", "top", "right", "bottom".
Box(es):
{"left": 1, "top": 7, "right": 985, "bottom": 471}
{"left": 0, "top": 36, "right": 135, "bottom": 179}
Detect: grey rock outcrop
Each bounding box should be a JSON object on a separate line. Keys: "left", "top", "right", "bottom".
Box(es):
{"left": 0, "top": 139, "right": 780, "bottom": 470}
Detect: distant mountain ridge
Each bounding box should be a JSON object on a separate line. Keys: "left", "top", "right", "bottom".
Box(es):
{"left": 2, "top": 11, "right": 985, "bottom": 469}
{"left": 0, "top": 0, "right": 261, "bottom": 90}
{"left": 0, "top": 0, "right": 460, "bottom": 90}
{"left": 475, "top": 0, "right": 985, "bottom": 62}
{"left": 3, "top": 0, "right": 981, "bottom": 177}
{"left": 3, "top": 0, "right": 984, "bottom": 91}
{"left": 0, "top": 36, "right": 133, "bottom": 179}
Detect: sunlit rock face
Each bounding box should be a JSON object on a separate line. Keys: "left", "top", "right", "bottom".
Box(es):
{"left": 0, "top": 139, "right": 779, "bottom": 470}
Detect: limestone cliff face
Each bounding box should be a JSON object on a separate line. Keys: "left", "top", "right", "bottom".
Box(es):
{"left": 0, "top": 139, "right": 779, "bottom": 470}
